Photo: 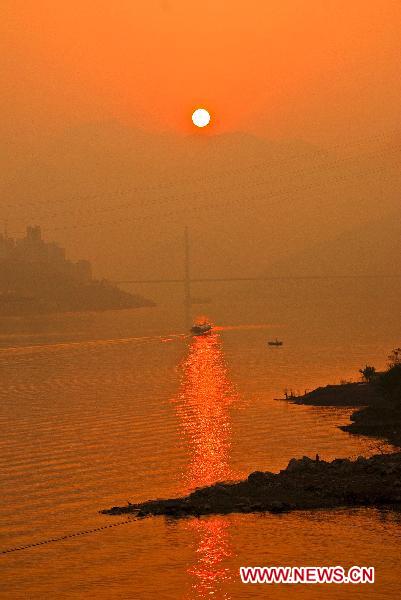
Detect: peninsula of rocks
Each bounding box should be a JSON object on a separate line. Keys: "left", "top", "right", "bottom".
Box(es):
{"left": 102, "top": 452, "right": 401, "bottom": 518}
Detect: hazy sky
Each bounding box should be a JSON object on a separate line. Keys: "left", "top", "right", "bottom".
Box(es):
{"left": 1, "top": 1, "right": 401, "bottom": 280}
{"left": 2, "top": 0, "right": 401, "bottom": 141}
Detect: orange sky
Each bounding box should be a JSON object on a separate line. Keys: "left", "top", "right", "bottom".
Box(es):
{"left": 2, "top": 0, "right": 401, "bottom": 142}
{"left": 2, "top": 1, "right": 401, "bottom": 283}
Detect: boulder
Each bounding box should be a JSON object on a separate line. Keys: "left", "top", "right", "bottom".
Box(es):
{"left": 286, "top": 456, "right": 316, "bottom": 472}
{"left": 268, "top": 501, "right": 291, "bottom": 513}
{"left": 248, "top": 471, "right": 274, "bottom": 485}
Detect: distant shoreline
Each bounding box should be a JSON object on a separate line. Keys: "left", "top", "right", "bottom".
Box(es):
{"left": 0, "top": 281, "right": 155, "bottom": 317}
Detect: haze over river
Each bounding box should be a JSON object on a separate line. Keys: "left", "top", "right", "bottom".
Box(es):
{"left": 1, "top": 279, "right": 401, "bottom": 599}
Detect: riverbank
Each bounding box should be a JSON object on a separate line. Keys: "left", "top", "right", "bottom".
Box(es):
{"left": 290, "top": 381, "right": 379, "bottom": 407}
{"left": 102, "top": 452, "right": 401, "bottom": 518}
{"left": 289, "top": 376, "right": 401, "bottom": 447}
{"left": 102, "top": 359, "right": 401, "bottom": 520}
{"left": 0, "top": 281, "right": 155, "bottom": 316}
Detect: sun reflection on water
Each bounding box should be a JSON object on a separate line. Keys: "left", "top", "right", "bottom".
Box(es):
{"left": 174, "top": 332, "right": 237, "bottom": 490}
{"left": 186, "top": 517, "right": 233, "bottom": 600}
{"left": 173, "top": 332, "right": 238, "bottom": 599}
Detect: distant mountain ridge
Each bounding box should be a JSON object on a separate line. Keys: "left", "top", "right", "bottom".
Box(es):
{"left": 265, "top": 212, "right": 401, "bottom": 277}
{"left": 2, "top": 121, "right": 400, "bottom": 280}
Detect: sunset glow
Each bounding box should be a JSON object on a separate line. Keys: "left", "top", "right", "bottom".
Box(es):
{"left": 173, "top": 332, "right": 237, "bottom": 490}
{"left": 2, "top": 2, "right": 401, "bottom": 598}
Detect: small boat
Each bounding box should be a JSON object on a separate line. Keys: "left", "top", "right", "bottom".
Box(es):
{"left": 268, "top": 338, "right": 283, "bottom": 346}
{"left": 191, "top": 321, "right": 212, "bottom": 336}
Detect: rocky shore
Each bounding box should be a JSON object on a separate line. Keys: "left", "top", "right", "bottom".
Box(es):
{"left": 101, "top": 452, "right": 401, "bottom": 518}
{"left": 102, "top": 357, "right": 401, "bottom": 520}
{"left": 290, "top": 381, "right": 379, "bottom": 407}
{"left": 341, "top": 404, "right": 401, "bottom": 447}
{"left": 290, "top": 373, "right": 401, "bottom": 448}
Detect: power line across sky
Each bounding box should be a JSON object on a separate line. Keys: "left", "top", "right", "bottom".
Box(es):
{"left": 5, "top": 132, "right": 399, "bottom": 235}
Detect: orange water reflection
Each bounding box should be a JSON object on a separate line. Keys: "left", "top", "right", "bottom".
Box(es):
{"left": 186, "top": 518, "right": 232, "bottom": 600}
{"left": 175, "top": 332, "right": 237, "bottom": 490}
{"left": 173, "top": 332, "right": 238, "bottom": 599}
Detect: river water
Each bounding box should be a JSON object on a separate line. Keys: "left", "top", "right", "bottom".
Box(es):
{"left": 1, "top": 280, "right": 401, "bottom": 599}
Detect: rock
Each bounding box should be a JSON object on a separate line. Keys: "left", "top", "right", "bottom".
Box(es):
{"left": 268, "top": 501, "right": 290, "bottom": 513}
{"left": 286, "top": 456, "right": 316, "bottom": 472}
{"left": 248, "top": 471, "right": 274, "bottom": 485}
{"left": 331, "top": 458, "right": 353, "bottom": 472}
{"left": 101, "top": 452, "right": 401, "bottom": 519}
{"left": 380, "top": 465, "right": 397, "bottom": 476}
{"left": 213, "top": 483, "right": 234, "bottom": 495}
{"left": 304, "top": 484, "right": 322, "bottom": 492}
{"left": 286, "top": 458, "right": 299, "bottom": 472}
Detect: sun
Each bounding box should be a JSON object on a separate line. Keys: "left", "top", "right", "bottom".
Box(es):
{"left": 192, "top": 108, "right": 211, "bottom": 128}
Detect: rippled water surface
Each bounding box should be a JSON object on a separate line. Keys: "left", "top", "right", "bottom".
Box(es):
{"left": 1, "top": 281, "right": 401, "bottom": 599}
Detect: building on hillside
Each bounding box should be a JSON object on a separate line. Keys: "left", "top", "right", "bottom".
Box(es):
{"left": 0, "top": 226, "right": 92, "bottom": 286}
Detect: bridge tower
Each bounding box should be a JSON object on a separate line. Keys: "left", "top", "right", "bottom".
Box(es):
{"left": 184, "top": 226, "right": 191, "bottom": 329}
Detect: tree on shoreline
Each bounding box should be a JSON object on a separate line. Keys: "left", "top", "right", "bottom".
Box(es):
{"left": 387, "top": 348, "right": 401, "bottom": 368}
{"left": 359, "top": 365, "right": 376, "bottom": 383}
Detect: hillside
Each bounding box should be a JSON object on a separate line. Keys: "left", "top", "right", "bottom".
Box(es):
{"left": 265, "top": 211, "right": 401, "bottom": 277}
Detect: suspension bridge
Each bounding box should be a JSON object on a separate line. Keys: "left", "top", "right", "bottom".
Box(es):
{"left": 112, "top": 228, "right": 399, "bottom": 329}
